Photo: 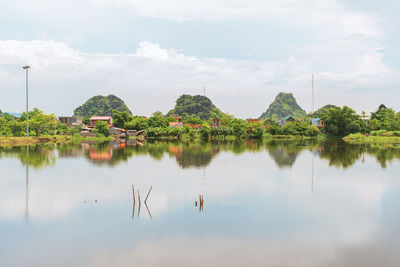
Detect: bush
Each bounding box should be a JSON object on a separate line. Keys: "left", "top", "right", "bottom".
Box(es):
{"left": 200, "top": 124, "right": 211, "bottom": 139}
{"left": 345, "top": 133, "right": 366, "bottom": 139}
{"left": 393, "top": 131, "right": 400, "bottom": 137}
{"left": 94, "top": 120, "right": 109, "bottom": 137}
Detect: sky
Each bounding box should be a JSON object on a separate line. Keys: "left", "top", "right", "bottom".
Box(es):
{"left": 0, "top": 0, "right": 399, "bottom": 117}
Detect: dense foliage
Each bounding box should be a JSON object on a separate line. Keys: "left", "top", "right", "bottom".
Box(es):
{"left": 74, "top": 95, "right": 132, "bottom": 117}
{"left": 259, "top": 92, "right": 306, "bottom": 120}
{"left": 321, "top": 106, "right": 366, "bottom": 136}
{"left": 311, "top": 105, "right": 339, "bottom": 118}
{"left": 0, "top": 108, "right": 67, "bottom": 137}
{"left": 167, "top": 95, "right": 227, "bottom": 120}
{"left": 94, "top": 120, "right": 109, "bottom": 137}
{"left": 369, "top": 106, "right": 400, "bottom": 131}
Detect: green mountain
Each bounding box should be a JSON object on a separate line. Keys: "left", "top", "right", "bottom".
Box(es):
{"left": 74, "top": 95, "right": 132, "bottom": 117}
{"left": 312, "top": 105, "right": 338, "bottom": 118}
{"left": 259, "top": 92, "right": 306, "bottom": 120}
{"left": 167, "top": 94, "right": 226, "bottom": 120}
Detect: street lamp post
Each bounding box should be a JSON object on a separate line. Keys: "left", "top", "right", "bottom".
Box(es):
{"left": 22, "top": 65, "right": 30, "bottom": 137}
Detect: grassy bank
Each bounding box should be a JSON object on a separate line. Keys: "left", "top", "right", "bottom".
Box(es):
{"left": 0, "top": 135, "right": 113, "bottom": 147}
{"left": 344, "top": 133, "right": 400, "bottom": 144}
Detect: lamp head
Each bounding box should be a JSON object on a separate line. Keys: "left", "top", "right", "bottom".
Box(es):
{"left": 22, "top": 65, "right": 30, "bottom": 69}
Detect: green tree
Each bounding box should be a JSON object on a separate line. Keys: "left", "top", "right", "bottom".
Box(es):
{"left": 228, "top": 119, "right": 247, "bottom": 138}
{"left": 148, "top": 112, "right": 167, "bottom": 128}
{"left": 113, "top": 110, "right": 132, "bottom": 128}
{"left": 322, "top": 106, "right": 366, "bottom": 136}
{"left": 83, "top": 117, "right": 90, "bottom": 125}
{"left": 125, "top": 117, "right": 149, "bottom": 131}
{"left": 200, "top": 124, "right": 211, "bottom": 139}
{"left": 94, "top": 120, "right": 109, "bottom": 137}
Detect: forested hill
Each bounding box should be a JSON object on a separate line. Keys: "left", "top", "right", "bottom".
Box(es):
{"left": 259, "top": 92, "right": 306, "bottom": 120}
{"left": 167, "top": 95, "right": 227, "bottom": 120}
{"left": 74, "top": 95, "right": 132, "bottom": 117}
{"left": 312, "top": 105, "right": 339, "bottom": 117}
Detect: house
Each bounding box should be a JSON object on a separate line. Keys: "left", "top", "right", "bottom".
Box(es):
{"left": 311, "top": 118, "right": 324, "bottom": 128}
{"left": 59, "top": 116, "right": 83, "bottom": 127}
{"left": 89, "top": 147, "right": 112, "bottom": 161}
{"left": 246, "top": 119, "right": 260, "bottom": 124}
{"left": 169, "top": 122, "right": 183, "bottom": 128}
{"left": 109, "top": 127, "right": 126, "bottom": 135}
{"left": 211, "top": 118, "right": 220, "bottom": 128}
{"left": 171, "top": 114, "right": 181, "bottom": 122}
{"left": 88, "top": 116, "right": 113, "bottom": 128}
{"left": 186, "top": 124, "right": 202, "bottom": 130}
{"left": 278, "top": 116, "right": 295, "bottom": 126}
{"left": 361, "top": 114, "right": 370, "bottom": 125}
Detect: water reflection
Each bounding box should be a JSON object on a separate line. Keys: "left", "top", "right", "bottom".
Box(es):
{"left": 1, "top": 140, "right": 400, "bottom": 266}
{"left": 0, "top": 139, "right": 400, "bottom": 170}
{"left": 25, "top": 146, "right": 29, "bottom": 220}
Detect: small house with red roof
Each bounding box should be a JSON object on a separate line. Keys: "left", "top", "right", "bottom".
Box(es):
{"left": 88, "top": 116, "right": 113, "bottom": 128}
{"left": 186, "top": 124, "right": 202, "bottom": 131}
{"left": 246, "top": 118, "right": 261, "bottom": 124}
{"left": 211, "top": 118, "right": 220, "bottom": 128}
{"left": 169, "top": 122, "right": 183, "bottom": 128}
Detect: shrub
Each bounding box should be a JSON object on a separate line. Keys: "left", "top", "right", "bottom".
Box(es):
{"left": 94, "top": 120, "right": 109, "bottom": 137}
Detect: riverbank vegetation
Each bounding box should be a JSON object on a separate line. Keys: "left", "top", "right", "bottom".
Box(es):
{"left": 2, "top": 92, "right": 400, "bottom": 146}
{"left": 0, "top": 109, "right": 112, "bottom": 146}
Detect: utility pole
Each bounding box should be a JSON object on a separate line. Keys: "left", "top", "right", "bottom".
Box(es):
{"left": 203, "top": 84, "right": 206, "bottom": 96}
{"left": 311, "top": 74, "right": 315, "bottom": 113}
{"left": 23, "top": 65, "right": 30, "bottom": 136}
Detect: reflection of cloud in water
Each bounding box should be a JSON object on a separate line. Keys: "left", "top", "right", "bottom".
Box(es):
{"left": 1, "top": 144, "right": 400, "bottom": 266}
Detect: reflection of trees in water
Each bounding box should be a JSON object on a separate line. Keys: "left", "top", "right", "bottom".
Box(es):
{"left": 263, "top": 139, "right": 317, "bottom": 168}
{"left": 174, "top": 144, "right": 218, "bottom": 169}
{"left": 367, "top": 144, "right": 400, "bottom": 168}
{"left": 318, "top": 141, "right": 365, "bottom": 168}
{"left": 1, "top": 139, "right": 400, "bottom": 169}
{"left": 268, "top": 146, "right": 299, "bottom": 167}
{"left": 0, "top": 145, "right": 56, "bottom": 169}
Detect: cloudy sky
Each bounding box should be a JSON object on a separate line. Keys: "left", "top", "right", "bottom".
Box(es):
{"left": 0, "top": 0, "right": 399, "bottom": 117}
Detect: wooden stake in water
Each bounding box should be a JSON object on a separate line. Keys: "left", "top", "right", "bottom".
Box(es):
{"left": 131, "top": 184, "right": 135, "bottom": 219}
{"left": 132, "top": 184, "right": 136, "bottom": 205}
{"left": 144, "top": 185, "right": 153, "bottom": 204}
{"left": 138, "top": 190, "right": 141, "bottom": 217}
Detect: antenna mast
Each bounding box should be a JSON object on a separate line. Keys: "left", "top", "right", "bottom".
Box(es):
{"left": 312, "top": 74, "right": 315, "bottom": 113}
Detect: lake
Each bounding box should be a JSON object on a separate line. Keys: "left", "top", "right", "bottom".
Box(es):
{"left": 1, "top": 139, "right": 400, "bottom": 267}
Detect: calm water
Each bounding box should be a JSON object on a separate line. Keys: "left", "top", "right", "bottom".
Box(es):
{"left": 1, "top": 139, "right": 400, "bottom": 267}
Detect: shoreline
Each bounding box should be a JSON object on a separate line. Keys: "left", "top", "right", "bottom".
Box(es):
{"left": 0, "top": 134, "right": 325, "bottom": 147}
{"left": 0, "top": 135, "right": 113, "bottom": 147}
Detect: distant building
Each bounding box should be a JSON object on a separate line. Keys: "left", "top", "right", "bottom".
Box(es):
{"left": 361, "top": 114, "right": 370, "bottom": 125}
{"left": 186, "top": 124, "right": 202, "bottom": 130}
{"left": 246, "top": 118, "right": 261, "bottom": 124}
{"left": 59, "top": 116, "right": 83, "bottom": 127}
{"left": 169, "top": 122, "right": 183, "bottom": 128}
{"left": 88, "top": 116, "right": 113, "bottom": 128}
{"left": 278, "top": 116, "right": 295, "bottom": 126}
{"left": 311, "top": 118, "right": 324, "bottom": 128}
{"left": 170, "top": 114, "right": 181, "bottom": 122}
{"left": 211, "top": 118, "right": 221, "bottom": 128}
{"left": 109, "top": 127, "right": 126, "bottom": 135}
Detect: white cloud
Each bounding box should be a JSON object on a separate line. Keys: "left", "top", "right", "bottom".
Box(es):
{"left": 96, "top": 0, "right": 379, "bottom": 36}
{"left": 1, "top": 38, "right": 397, "bottom": 117}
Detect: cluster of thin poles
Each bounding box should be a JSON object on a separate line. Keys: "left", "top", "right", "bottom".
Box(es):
{"left": 132, "top": 185, "right": 153, "bottom": 219}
